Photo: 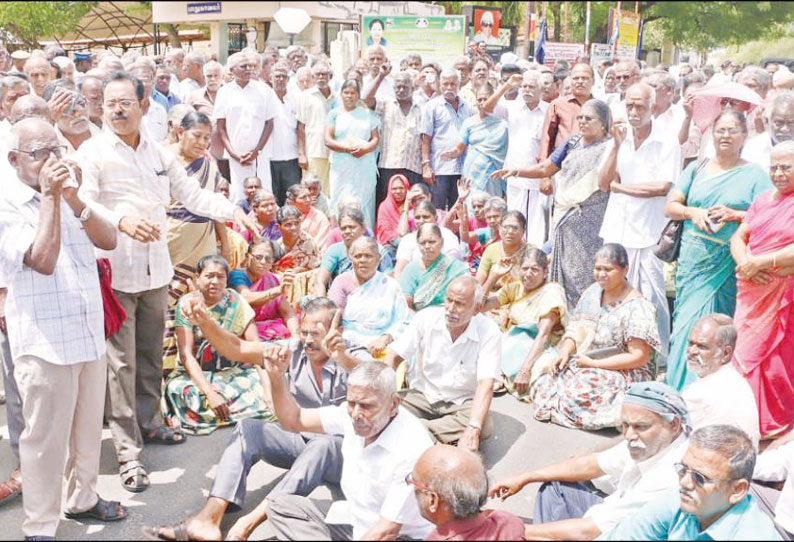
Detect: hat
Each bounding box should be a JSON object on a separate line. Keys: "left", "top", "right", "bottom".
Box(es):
{"left": 74, "top": 52, "right": 92, "bottom": 61}
{"left": 10, "top": 50, "right": 30, "bottom": 61}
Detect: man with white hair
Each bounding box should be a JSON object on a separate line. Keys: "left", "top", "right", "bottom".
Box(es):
{"left": 647, "top": 70, "right": 685, "bottom": 141}
{"left": 129, "top": 61, "right": 169, "bottom": 142}
{"left": 384, "top": 275, "right": 500, "bottom": 452}
{"left": 187, "top": 59, "right": 225, "bottom": 159}
{"left": 297, "top": 60, "right": 338, "bottom": 196}
{"left": 743, "top": 91, "right": 794, "bottom": 169}
{"left": 179, "top": 51, "right": 206, "bottom": 102}
{"left": 52, "top": 56, "right": 75, "bottom": 82}
{"left": 363, "top": 45, "right": 395, "bottom": 100}
{"left": 264, "top": 358, "right": 435, "bottom": 540}
{"left": 215, "top": 51, "right": 276, "bottom": 201}
{"left": 599, "top": 82, "right": 681, "bottom": 361}
{"left": 23, "top": 55, "right": 52, "bottom": 98}
{"left": 164, "top": 48, "right": 186, "bottom": 95}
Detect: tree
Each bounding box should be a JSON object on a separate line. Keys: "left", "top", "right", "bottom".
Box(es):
{"left": 125, "top": 1, "right": 182, "bottom": 48}
{"left": 0, "top": 2, "right": 97, "bottom": 48}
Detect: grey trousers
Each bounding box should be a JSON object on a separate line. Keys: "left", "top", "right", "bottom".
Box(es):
{"left": 533, "top": 481, "right": 604, "bottom": 524}
{"left": 0, "top": 328, "right": 22, "bottom": 462}
{"left": 398, "top": 388, "right": 493, "bottom": 444}
{"left": 105, "top": 286, "right": 169, "bottom": 464}
{"left": 268, "top": 494, "right": 353, "bottom": 541}
{"left": 209, "top": 418, "right": 343, "bottom": 511}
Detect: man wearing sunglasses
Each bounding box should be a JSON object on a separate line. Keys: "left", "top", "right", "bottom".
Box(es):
{"left": 743, "top": 91, "right": 794, "bottom": 170}
{"left": 602, "top": 425, "right": 782, "bottom": 540}
{"left": 490, "top": 381, "right": 689, "bottom": 540}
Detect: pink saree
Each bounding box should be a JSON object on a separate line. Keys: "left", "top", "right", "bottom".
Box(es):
{"left": 733, "top": 190, "right": 794, "bottom": 438}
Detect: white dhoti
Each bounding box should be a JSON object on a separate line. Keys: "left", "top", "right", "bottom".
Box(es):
{"left": 625, "top": 246, "right": 670, "bottom": 364}
{"left": 227, "top": 151, "right": 272, "bottom": 203}
{"left": 506, "top": 177, "right": 547, "bottom": 247}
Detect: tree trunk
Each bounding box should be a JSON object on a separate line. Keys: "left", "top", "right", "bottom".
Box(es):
{"left": 164, "top": 23, "right": 181, "bottom": 48}
{"left": 550, "top": 2, "right": 562, "bottom": 41}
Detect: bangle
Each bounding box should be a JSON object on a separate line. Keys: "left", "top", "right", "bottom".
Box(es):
{"left": 422, "top": 159, "right": 431, "bottom": 165}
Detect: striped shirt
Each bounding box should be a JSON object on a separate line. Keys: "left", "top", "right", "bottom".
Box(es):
{"left": 376, "top": 97, "right": 422, "bottom": 174}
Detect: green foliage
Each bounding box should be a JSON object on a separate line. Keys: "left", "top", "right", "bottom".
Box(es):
{"left": 715, "top": 35, "right": 794, "bottom": 65}
{"left": 0, "top": 1, "right": 97, "bottom": 47}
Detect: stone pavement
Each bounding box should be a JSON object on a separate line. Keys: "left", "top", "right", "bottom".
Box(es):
{"left": 0, "top": 393, "right": 616, "bottom": 540}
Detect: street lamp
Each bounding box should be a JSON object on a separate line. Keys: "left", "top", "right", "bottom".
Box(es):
{"left": 273, "top": 7, "right": 311, "bottom": 46}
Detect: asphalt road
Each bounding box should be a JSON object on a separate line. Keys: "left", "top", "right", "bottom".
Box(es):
{"left": 0, "top": 392, "right": 616, "bottom": 540}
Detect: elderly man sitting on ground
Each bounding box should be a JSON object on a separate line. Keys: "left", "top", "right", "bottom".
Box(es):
{"left": 411, "top": 444, "right": 526, "bottom": 541}
{"left": 603, "top": 425, "right": 782, "bottom": 540}
{"left": 490, "top": 382, "right": 689, "bottom": 540}
{"left": 384, "top": 275, "right": 501, "bottom": 452}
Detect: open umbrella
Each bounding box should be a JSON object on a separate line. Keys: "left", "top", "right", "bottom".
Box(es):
{"left": 690, "top": 82, "right": 762, "bottom": 133}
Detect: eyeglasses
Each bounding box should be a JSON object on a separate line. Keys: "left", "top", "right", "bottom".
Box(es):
{"left": 250, "top": 254, "right": 274, "bottom": 262}
{"left": 771, "top": 119, "right": 794, "bottom": 130}
{"left": 720, "top": 98, "right": 743, "bottom": 107}
{"left": 13, "top": 145, "right": 67, "bottom": 161}
{"left": 576, "top": 114, "right": 595, "bottom": 123}
{"left": 103, "top": 99, "right": 138, "bottom": 110}
{"left": 714, "top": 128, "right": 743, "bottom": 136}
{"left": 481, "top": 22, "right": 493, "bottom": 27}
{"left": 674, "top": 462, "right": 730, "bottom": 489}
{"left": 770, "top": 164, "right": 794, "bottom": 173}
{"left": 405, "top": 472, "right": 434, "bottom": 494}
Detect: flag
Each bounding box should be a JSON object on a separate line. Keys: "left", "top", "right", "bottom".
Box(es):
{"left": 536, "top": 18, "right": 547, "bottom": 64}
{"left": 637, "top": 18, "right": 645, "bottom": 58}
{"left": 608, "top": 8, "right": 620, "bottom": 46}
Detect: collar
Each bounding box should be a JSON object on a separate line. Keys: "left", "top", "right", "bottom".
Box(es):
{"left": 104, "top": 125, "right": 150, "bottom": 152}
{"left": 8, "top": 177, "right": 39, "bottom": 206}
{"left": 636, "top": 433, "right": 688, "bottom": 476}
{"left": 431, "top": 307, "right": 481, "bottom": 343}
{"left": 693, "top": 494, "right": 754, "bottom": 539}
{"left": 309, "top": 86, "right": 334, "bottom": 100}
{"left": 566, "top": 93, "right": 592, "bottom": 105}
{"left": 367, "top": 407, "right": 408, "bottom": 452}
{"left": 296, "top": 345, "right": 339, "bottom": 377}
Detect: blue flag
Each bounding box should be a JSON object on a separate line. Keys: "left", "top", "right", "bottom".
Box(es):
{"left": 536, "top": 19, "right": 547, "bottom": 64}
{"left": 608, "top": 9, "right": 620, "bottom": 46}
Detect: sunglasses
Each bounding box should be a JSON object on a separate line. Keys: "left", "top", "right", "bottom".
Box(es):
{"left": 13, "top": 145, "right": 67, "bottom": 161}
{"left": 481, "top": 22, "right": 493, "bottom": 27}
{"left": 674, "top": 462, "right": 730, "bottom": 489}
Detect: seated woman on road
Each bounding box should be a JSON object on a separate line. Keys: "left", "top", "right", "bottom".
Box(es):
{"left": 328, "top": 236, "right": 410, "bottom": 355}
{"left": 477, "top": 210, "right": 529, "bottom": 292}
{"left": 393, "top": 201, "right": 463, "bottom": 280}
{"left": 457, "top": 194, "right": 505, "bottom": 273}
{"left": 286, "top": 183, "right": 331, "bottom": 248}
{"left": 240, "top": 189, "right": 281, "bottom": 243}
{"left": 531, "top": 243, "right": 661, "bottom": 430}
{"left": 313, "top": 206, "right": 393, "bottom": 297}
{"left": 164, "top": 255, "right": 273, "bottom": 435}
{"left": 481, "top": 248, "right": 568, "bottom": 400}
{"left": 375, "top": 173, "right": 410, "bottom": 258}
{"left": 228, "top": 240, "right": 299, "bottom": 341}
{"left": 400, "top": 223, "right": 468, "bottom": 312}
{"left": 273, "top": 204, "right": 320, "bottom": 274}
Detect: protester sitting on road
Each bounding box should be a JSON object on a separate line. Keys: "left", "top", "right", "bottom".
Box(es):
{"left": 602, "top": 425, "right": 782, "bottom": 540}
{"left": 285, "top": 183, "right": 330, "bottom": 248}
{"left": 163, "top": 255, "right": 270, "bottom": 435}
{"left": 490, "top": 381, "right": 689, "bottom": 540}
{"left": 146, "top": 297, "right": 369, "bottom": 541}
{"left": 531, "top": 243, "right": 661, "bottom": 430}
{"left": 394, "top": 201, "right": 463, "bottom": 280}
{"left": 241, "top": 188, "right": 281, "bottom": 243}
{"left": 411, "top": 445, "right": 527, "bottom": 541}
{"left": 456, "top": 193, "right": 503, "bottom": 274}
{"left": 476, "top": 210, "right": 528, "bottom": 293}
{"left": 273, "top": 204, "right": 320, "bottom": 274}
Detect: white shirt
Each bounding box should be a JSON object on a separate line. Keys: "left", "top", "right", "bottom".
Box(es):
{"left": 56, "top": 122, "right": 100, "bottom": 156}
{"left": 396, "top": 228, "right": 463, "bottom": 264}
{"left": 319, "top": 404, "right": 434, "bottom": 539}
{"left": 652, "top": 104, "right": 686, "bottom": 142}
{"left": 599, "top": 125, "right": 682, "bottom": 249}
{"left": 363, "top": 74, "right": 395, "bottom": 100}
{"left": 296, "top": 86, "right": 339, "bottom": 159}
{"left": 179, "top": 77, "right": 201, "bottom": 103}
{"left": 754, "top": 440, "right": 794, "bottom": 534}
{"left": 143, "top": 99, "right": 168, "bottom": 143}
{"left": 213, "top": 79, "right": 276, "bottom": 158}
{"left": 77, "top": 129, "right": 237, "bottom": 293}
{"left": 586, "top": 434, "right": 688, "bottom": 533}
{"left": 683, "top": 363, "right": 760, "bottom": 448}
{"left": 264, "top": 86, "right": 299, "bottom": 161}
{"left": 742, "top": 131, "right": 774, "bottom": 170}
{"left": 391, "top": 306, "right": 502, "bottom": 405}
{"left": 0, "top": 180, "right": 105, "bottom": 364}
{"left": 504, "top": 99, "right": 548, "bottom": 190}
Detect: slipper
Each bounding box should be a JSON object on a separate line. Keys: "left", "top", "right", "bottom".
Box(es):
{"left": 141, "top": 521, "right": 189, "bottom": 541}
{"left": 0, "top": 475, "right": 22, "bottom": 507}
{"left": 65, "top": 496, "right": 127, "bottom": 522}
{"left": 143, "top": 425, "right": 187, "bottom": 445}
{"left": 120, "top": 460, "right": 150, "bottom": 493}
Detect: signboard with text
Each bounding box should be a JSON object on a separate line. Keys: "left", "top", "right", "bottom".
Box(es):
{"left": 360, "top": 15, "right": 465, "bottom": 67}
{"left": 187, "top": 2, "right": 221, "bottom": 15}
{"left": 616, "top": 9, "right": 640, "bottom": 59}
{"left": 590, "top": 43, "right": 613, "bottom": 67}
{"left": 541, "top": 41, "right": 585, "bottom": 68}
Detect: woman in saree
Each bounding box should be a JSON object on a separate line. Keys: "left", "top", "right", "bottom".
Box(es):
{"left": 240, "top": 189, "right": 281, "bottom": 243}
{"left": 492, "top": 99, "right": 613, "bottom": 308}
{"left": 324, "top": 79, "right": 380, "bottom": 229}
{"left": 453, "top": 181, "right": 501, "bottom": 273}
{"left": 163, "top": 111, "right": 232, "bottom": 371}
{"left": 440, "top": 83, "right": 509, "bottom": 197}
{"left": 400, "top": 223, "right": 468, "bottom": 312}
{"left": 313, "top": 206, "right": 393, "bottom": 297}
{"left": 376, "top": 173, "right": 410, "bottom": 258}
{"left": 164, "top": 256, "right": 273, "bottom": 435}
{"left": 664, "top": 110, "right": 772, "bottom": 391}
{"left": 477, "top": 210, "right": 528, "bottom": 293}
{"left": 327, "top": 236, "right": 410, "bottom": 355}
{"left": 393, "top": 201, "right": 463, "bottom": 280}
{"left": 228, "top": 240, "right": 299, "bottom": 341}
{"left": 731, "top": 141, "right": 794, "bottom": 439}
{"left": 481, "top": 248, "right": 568, "bottom": 399}
{"left": 285, "top": 183, "right": 331, "bottom": 248}
{"left": 273, "top": 204, "right": 321, "bottom": 305}
{"left": 531, "top": 244, "right": 661, "bottom": 430}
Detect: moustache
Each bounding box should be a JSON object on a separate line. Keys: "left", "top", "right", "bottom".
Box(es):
{"left": 627, "top": 440, "right": 647, "bottom": 451}
{"left": 679, "top": 488, "right": 695, "bottom": 501}
{"left": 112, "top": 114, "right": 128, "bottom": 121}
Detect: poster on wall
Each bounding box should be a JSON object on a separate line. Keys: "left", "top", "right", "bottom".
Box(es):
{"left": 541, "top": 42, "right": 585, "bottom": 68}
{"left": 360, "top": 15, "right": 466, "bottom": 66}
{"left": 472, "top": 7, "right": 502, "bottom": 46}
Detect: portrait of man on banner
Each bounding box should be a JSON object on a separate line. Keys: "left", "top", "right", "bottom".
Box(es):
{"left": 473, "top": 8, "right": 501, "bottom": 45}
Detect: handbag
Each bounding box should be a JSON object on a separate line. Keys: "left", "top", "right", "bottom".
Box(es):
{"left": 96, "top": 258, "right": 127, "bottom": 339}
{"left": 653, "top": 159, "right": 709, "bottom": 263}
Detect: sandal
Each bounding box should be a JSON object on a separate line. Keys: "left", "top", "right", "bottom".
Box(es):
{"left": 0, "top": 473, "right": 22, "bottom": 506}
{"left": 120, "top": 460, "right": 150, "bottom": 493}
{"left": 141, "top": 521, "right": 189, "bottom": 541}
{"left": 143, "top": 425, "right": 187, "bottom": 445}
{"left": 65, "top": 496, "right": 127, "bottom": 522}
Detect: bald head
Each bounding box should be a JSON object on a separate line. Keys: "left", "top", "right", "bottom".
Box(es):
{"left": 8, "top": 118, "right": 59, "bottom": 188}
{"left": 625, "top": 82, "right": 655, "bottom": 129}
{"left": 23, "top": 56, "right": 52, "bottom": 97}
{"left": 9, "top": 94, "right": 51, "bottom": 124}
{"left": 771, "top": 139, "right": 794, "bottom": 160}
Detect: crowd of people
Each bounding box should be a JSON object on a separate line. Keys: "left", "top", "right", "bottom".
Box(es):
{"left": 0, "top": 37, "right": 793, "bottom": 541}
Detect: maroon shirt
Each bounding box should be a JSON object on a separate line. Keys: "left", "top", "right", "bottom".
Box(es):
{"left": 426, "top": 510, "right": 526, "bottom": 541}
{"left": 538, "top": 94, "right": 593, "bottom": 159}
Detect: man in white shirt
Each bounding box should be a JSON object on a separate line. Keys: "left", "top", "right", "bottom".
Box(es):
{"left": 215, "top": 51, "right": 276, "bottom": 201}
{"left": 385, "top": 276, "right": 500, "bottom": 452}
{"left": 599, "top": 83, "right": 681, "bottom": 359}
{"left": 128, "top": 61, "right": 168, "bottom": 142}
{"left": 266, "top": 62, "right": 301, "bottom": 206}
{"left": 362, "top": 45, "right": 395, "bottom": 101}
{"left": 296, "top": 61, "right": 338, "bottom": 197}
{"left": 753, "top": 435, "right": 794, "bottom": 538}
{"left": 681, "top": 314, "right": 760, "bottom": 447}
{"left": 490, "top": 381, "right": 690, "bottom": 540}
{"left": 261, "top": 358, "right": 434, "bottom": 540}
{"left": 1, "top": 118, "right": 123, "bottom": 538}
{"left": 42, "top": 81, "right": 100, "bottom": 154}
{"left": 0, "top": 75, "right": 30, "bottom": 136}
{"left": 743, "top": 92, "right": 794, "bottom": 170}
{"left": 647, "top": 71, "right": 686, "bottom": 142}
{"left": 178, "top": 51, "right": 205, "bottom": 103}
{"left": 77, "top": 71, "right": 257, "bottom": 494}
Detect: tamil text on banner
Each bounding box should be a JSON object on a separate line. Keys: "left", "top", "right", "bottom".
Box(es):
{"left": 590, "top": 43, "right": 613, "bottom": 68}
{"left": 360, "top": 15, "right": 466, "bottom": 67}
{"left": 540, "top": 42, "right": 585, "bottom": 68}
{"left": 616, "top": 9, "right": 640, "bottom": 59}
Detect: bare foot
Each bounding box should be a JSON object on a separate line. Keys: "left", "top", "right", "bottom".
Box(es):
{"left": 225, "top": 511, "right": 266, "bottom": 541}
